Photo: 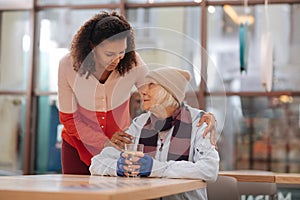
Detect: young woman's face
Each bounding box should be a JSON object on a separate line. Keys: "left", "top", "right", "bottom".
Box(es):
{"left": 93, "top": 38, "right": 127, "bottom": 71}
{"left": 139, "top": 79, "right": 162, "bottom": 111}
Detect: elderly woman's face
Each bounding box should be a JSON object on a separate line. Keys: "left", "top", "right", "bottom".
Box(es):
{"left": 139, "top": 79, "right": 162, "bottom": 111}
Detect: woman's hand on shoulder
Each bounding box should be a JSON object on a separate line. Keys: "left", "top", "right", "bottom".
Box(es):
{"left": 197, "top": 112, "right": 217, "bottom": 148}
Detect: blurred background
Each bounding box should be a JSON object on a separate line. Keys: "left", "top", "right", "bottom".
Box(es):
{"left": 0, "top": 0, "right": 299, "bottom": 177}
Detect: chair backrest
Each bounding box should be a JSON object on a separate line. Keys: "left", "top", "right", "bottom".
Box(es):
{"left": 238, "top": 182, "right": 277, "bottom": 200}
{"left": 207, "top": 176, "right": 241, "bottom": 200}
{"left": 236, "top": 170, "right": 277, "bottom": 200}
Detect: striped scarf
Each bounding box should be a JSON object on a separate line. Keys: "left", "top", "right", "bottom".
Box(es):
{"left": 139, "top": 104, "right": 192, "bottom": 161}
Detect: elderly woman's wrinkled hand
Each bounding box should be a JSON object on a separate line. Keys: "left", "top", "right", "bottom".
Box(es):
{"left": 116, "top": 152, "right": 142, "bottom": 177}
{"left": 137, "top": 154, "right": 153, "bottom": 177}
{"left": 116, "top": 152, "right": 153, "bottom": 177}
{"left": 116, "top": 155, "right": 127, "bottom": 177}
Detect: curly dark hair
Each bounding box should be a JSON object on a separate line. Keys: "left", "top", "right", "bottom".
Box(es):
{"left": 70, "top": 11, "right": 137, "bottom": 78}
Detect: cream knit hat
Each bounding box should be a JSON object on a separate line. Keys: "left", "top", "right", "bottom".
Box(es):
{"left": 146, "top": 67, "right": 191, "bottom": 103}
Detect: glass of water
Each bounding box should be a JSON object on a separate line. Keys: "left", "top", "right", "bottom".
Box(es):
{"left": 124, "top": 144, "right": 144, "bottom": 177}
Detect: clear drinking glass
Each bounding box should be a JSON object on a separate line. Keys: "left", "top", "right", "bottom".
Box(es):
{"left": 124, "top": 144, "right": 144, "bottom": 177}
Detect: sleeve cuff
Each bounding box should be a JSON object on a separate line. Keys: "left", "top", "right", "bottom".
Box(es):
{"left": 149, "top": 160, "right": 167, "bottom": 177}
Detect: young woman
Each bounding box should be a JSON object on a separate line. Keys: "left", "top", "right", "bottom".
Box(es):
{"left": 58, "top": 11, "right": 217, "bottom": 175}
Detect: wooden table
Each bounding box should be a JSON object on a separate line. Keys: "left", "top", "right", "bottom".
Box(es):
{"left": 219, "top": 170, "right": 300, "bottom": 184}
{"left": 219, "top": 170, "right": 275, "bottom": 183}
{"left": 0, "top": 174, "right": 206, "bottom": 200}
{"left": 275, "top": 173, "right": 300, "bottom": 184}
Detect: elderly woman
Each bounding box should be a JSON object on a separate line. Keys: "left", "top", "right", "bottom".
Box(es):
{"left": 89, "top": 67, "right": 220, "bottom": 200}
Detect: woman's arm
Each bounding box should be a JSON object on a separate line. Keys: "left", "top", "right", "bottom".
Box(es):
{"left": 58, "top": 55, "right": 109, "bottom": 155}
{"left": 89, "top": 147, "right": 120, "bottom": 176}
{"left": 134, "top": 52, "right": 149, "bottom": 88}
